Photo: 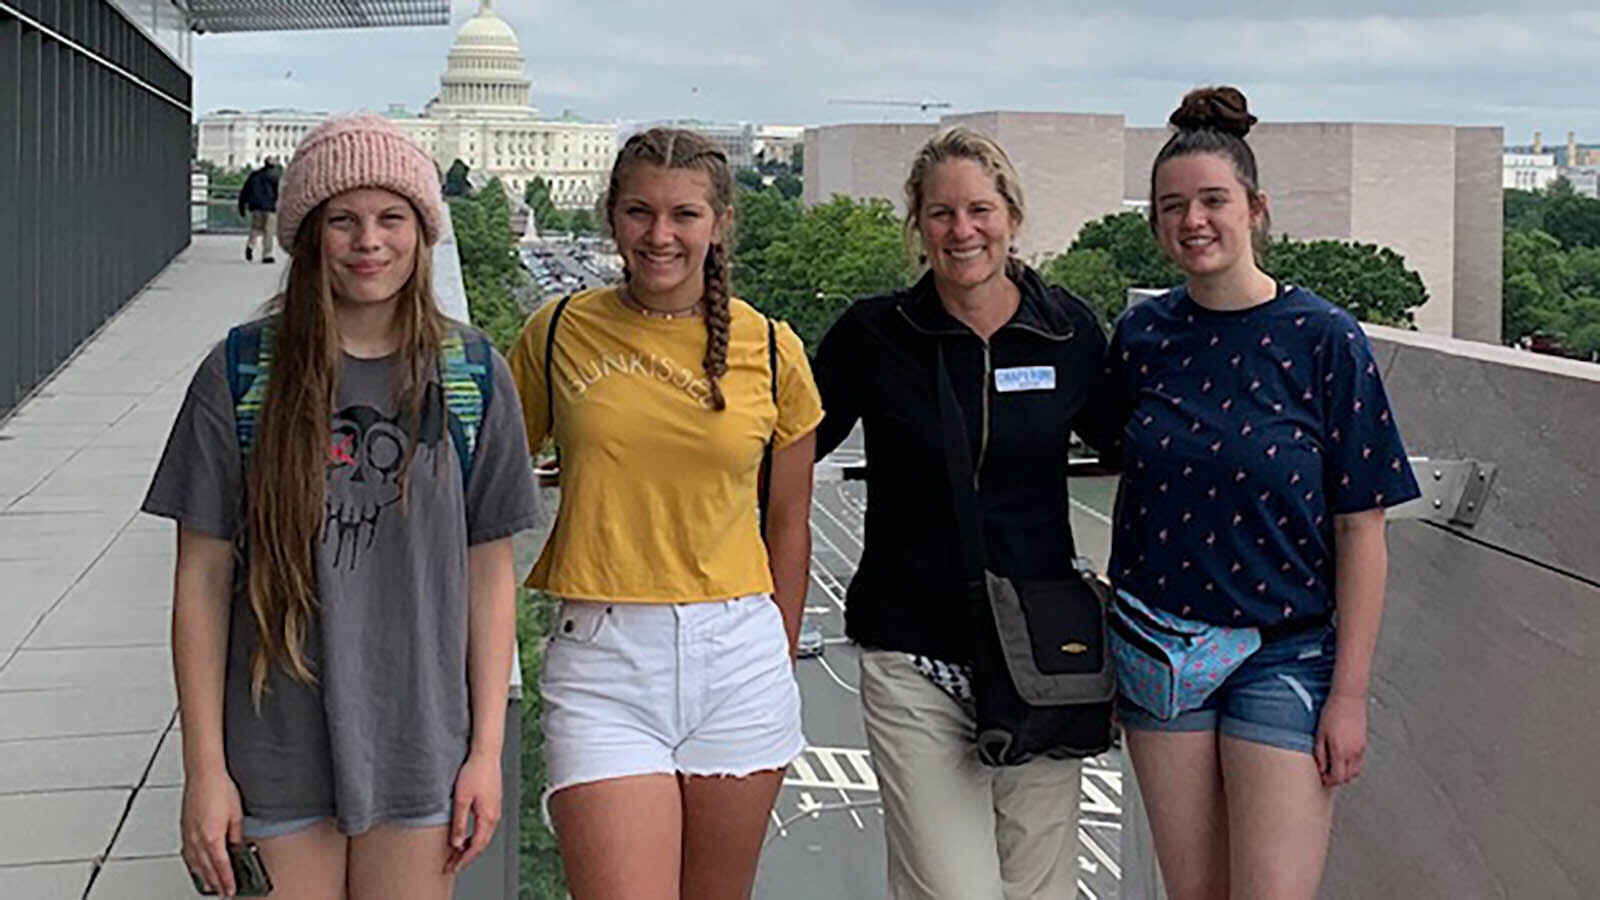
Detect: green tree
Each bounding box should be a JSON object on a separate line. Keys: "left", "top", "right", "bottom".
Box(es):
{"left": 449, "top": 180, "right": 526, "bottom": 349}
{"left": 522, "top": 177, "right": 562, "bottom": 235}
{"left": 1069, "top": 211, "right": 1184, "bottom": 289}
{"left": 790, "top": 143, "right": 804, "bottom": 174}
{"left": 735, "top": 168, "right": 766, "bottom": 193}
{"left": 1502, "top": 226, "right": 1570, "bottom": 343}
{"left": 732, "top": 187, "right": 803, "bottom": 274}
{"left": 1504, "top": 188, "right": 1547, "bottom": 232}
{"left": 1261, "top": 238, "right": 1426, "bottom": 328}
{"left": 565, "top": 208, "right": 598, "bottom": 235}
{"left": 1543, "top": 188, "right": 1600, "bottom": 249}
{"left": 772, "top": 173, "right": 803, "bottom": 201}
{"left": 1039, "top": 247, "right": 1130, "bottom": 326}
{"left": 443, "top": 159, "right": 473, "bottom": 198}
{"left": 738, "top": 195, "right": 915, "bottom": 348}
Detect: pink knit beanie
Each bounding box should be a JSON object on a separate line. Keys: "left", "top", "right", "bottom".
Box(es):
{"left": 276, "top": 113, "right": 444, "bottom": 254}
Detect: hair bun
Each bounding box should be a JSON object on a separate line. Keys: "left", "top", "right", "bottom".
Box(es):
{"left": 1169, "top": 86, "right": 1258, "bottom": 138}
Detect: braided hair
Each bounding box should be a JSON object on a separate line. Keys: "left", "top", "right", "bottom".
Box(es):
{"left": 604, "top": 127, "right": 735, "bottom": 411}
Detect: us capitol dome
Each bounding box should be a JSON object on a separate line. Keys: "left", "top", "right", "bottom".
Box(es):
{"left": 400, "top": 0, "right": 614, "bottom": 209}
{"left": 196, "top": 0, "right": 614, "bottom": 211}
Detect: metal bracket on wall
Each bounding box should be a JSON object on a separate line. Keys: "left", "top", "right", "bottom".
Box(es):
{"left": 1389, "top": 458, "right": 1497, "bottom": 526}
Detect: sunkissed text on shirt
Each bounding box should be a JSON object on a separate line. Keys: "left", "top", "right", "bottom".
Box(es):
{"left": 565, "top": 349, "right": 716, "bottom": 409}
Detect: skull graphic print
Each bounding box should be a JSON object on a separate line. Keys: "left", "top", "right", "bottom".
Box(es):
{"left": 323, "top": 385, "right": 445, "bottom": 569}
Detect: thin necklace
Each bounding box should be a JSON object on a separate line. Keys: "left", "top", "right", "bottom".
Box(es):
{"left": 620, "top": 284, "right": 702, "bottom": 319}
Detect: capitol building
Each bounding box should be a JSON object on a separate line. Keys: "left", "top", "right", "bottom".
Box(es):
{"left": 196, "top": 1, "right": 615, "bottom": 210}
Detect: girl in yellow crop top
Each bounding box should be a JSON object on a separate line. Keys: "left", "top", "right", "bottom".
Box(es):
{"left": 508, "top": 127, "right": 822, "bottom": 899}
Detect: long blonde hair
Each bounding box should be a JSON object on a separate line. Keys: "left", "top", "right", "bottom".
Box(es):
{"left": 244, "top": 201, "right": 444, "bottom": 702}
{"left": 602, "top": 128, "right": 736, "bottom": 410}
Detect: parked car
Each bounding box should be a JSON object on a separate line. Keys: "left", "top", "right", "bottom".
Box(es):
{"left": 797, "top": 621, "right": 825, "bottom": 658}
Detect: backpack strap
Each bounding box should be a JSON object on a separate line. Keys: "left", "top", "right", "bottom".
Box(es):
{"left": 226, "top": 317, "right": 276, "bottom": 455}
{"left": 758, "top": 316, "right": 778, "bottom": 532}
{"left": 441, "top": 326, "right": 494, "bottom": 487}
{"left": 543, "top": 294, "right": 576, "bottom": 461}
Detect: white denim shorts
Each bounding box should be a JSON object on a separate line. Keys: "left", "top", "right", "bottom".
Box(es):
{"left": 539, "top": 593, "right": 804, "bottom": 821}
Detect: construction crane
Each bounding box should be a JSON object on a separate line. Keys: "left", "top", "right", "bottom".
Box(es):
{"left": 828, "top": 98, "right": 952, "bottom": 112}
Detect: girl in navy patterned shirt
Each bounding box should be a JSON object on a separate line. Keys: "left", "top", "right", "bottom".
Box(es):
{"left": 1108, "top": 87, "right": 1420, "bottom": 900}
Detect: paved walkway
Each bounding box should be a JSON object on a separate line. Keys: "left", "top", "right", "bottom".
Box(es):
{"left": 0, "top": 236, "right": 283, "bottom": 899}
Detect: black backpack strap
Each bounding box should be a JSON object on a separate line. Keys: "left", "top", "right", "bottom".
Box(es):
{"left": 758, "top": 316, "right": 778, "bottom": 532}
{"left": 544, "top": 294, "right": 575, "bottom": 460}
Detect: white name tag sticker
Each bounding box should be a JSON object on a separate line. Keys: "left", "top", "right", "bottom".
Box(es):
{"left": 994, "top": 366, "right": 1056, "bottom": 393}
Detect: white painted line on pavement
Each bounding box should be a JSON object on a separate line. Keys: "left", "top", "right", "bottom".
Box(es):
{"left": 1079, "top": 826, "right": 1121, "bottom": 880}
{"left": 769, "top": 808, "right": 788, "bottom": 838}
{"left": 1071, "top": 498, "right": 1112, "bottom": 526}
{"left": 810, "top": 520, "right": 857, "bottom": 570}
{"left": 815, "top": 656, "right": 860, "bottom": 695}
{"left": 838, "top": 788, "right": 866, "bottom": 830}
{"left": 812, "top": 498, "right": 865, "bottom": 551}
{"left": 1078, "top": 879, "right": 1099, "bottom": 900}
{"left": 1080, "top": 775, "right": 1121, "bottom": 817}
{"left": 808, "top": 564, "right": 847, "bottom": 614}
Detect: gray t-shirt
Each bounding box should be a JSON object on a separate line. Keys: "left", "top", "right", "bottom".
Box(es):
{"left": 142, "top": 333, "right": 539, "bottom": 834}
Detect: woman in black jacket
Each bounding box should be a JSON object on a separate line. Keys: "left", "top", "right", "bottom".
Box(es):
{"left": 811, "top": 126, "right": 1123, "bottom": 900}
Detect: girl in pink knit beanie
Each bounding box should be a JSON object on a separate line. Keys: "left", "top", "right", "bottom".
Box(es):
{"left": 149, "top": 112, "right": 536, "bottom": 899}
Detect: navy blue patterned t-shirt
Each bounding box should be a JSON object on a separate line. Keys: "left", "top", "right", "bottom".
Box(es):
{"left": 1107, "top": 284, "right": 1421, "bottom": 627}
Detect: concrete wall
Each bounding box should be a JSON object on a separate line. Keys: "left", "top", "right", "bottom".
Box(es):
{"left": 1123, "top": 126, "right": 1168, "bottom": 204}
{"left": 1367, "top": 325, "right": 1600, "bottom": 584}
{"left": 940, "top": 111, "right": 1126, "bottom": 259}
{"left": 802, "top": 123, "right": 936, "bottom": 210}
{"left": 1353, "top": 125, "right": 1460, "bottom": 337}
{"left": 1251, "top": 123, "right": 1357, "bottom": 242}
{"left": 1454, "top": 127, "right": 1506, "bottom": 344}
{"left": 1321, "top": 327, "right": 1600, "bottom": 899}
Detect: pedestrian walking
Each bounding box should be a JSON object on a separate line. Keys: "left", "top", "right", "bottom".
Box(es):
{"left": 238, "top": 157, "right": 280, "bottom": 264}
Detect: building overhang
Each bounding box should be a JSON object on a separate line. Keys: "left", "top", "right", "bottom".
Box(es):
{"left": 186, "top": 0, "right": 449, "bottom": 34}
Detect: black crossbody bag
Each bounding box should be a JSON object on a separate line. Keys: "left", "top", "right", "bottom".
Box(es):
{"left": 935, "top": 343, "right": 1116, "bottom": 766}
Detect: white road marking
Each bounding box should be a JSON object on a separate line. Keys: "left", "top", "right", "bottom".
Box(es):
{"left": 785, "top": 746, "right": 877, "bottom": 792}
{"left": 1079, "top": 773, "right": 1121, "bottom": 816}
{"left": 812, "top": 497, "right": 865, "bottom": 551}
{"left": 808, "top": 564, "right": 847, "bottom": 613}
{"left": 1079, "top": 826, "right": 1122, "bottom": 880}
{"left": 838, "top": 788, "right": 866, "bottom": 830}
{"left": 1071, "top": 497, "right": 1112, "bottom": 526}
{"left": 769, "top": 808, "right": 787, "bottom": 838}
{"left": 815, "top": 655, "right": 859, "bottom": 695}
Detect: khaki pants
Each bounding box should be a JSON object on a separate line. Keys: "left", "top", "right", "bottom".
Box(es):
{"left": 860, "top": 650, "right": 1082, "bottom": 900}
{"left": 248, "top": 210, "right": 275, "bottom": 258}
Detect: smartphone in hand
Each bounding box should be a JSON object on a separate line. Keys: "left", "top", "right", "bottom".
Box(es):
{"left": 189, "top": 842, "right": 273, "bottom": 897}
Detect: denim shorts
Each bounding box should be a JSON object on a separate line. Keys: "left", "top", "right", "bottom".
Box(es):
{"left": 539, "top": 594, "right": 804, "bottom": 826}
{"left": 241, "top": 808, "right": 451, "bottom": 840}
{"left": 1117, "top": 623, "right": 1336, "bottom": 755}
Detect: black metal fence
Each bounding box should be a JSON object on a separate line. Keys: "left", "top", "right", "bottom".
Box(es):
{"left": 0, "top": 0, "right": 193, "bottom": 419}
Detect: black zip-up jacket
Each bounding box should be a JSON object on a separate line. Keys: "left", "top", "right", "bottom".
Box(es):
{"left": 812, "top": 266, "right": 1123, "bottom": 663}
{"left": 238, "top": 165, "right": 280, "bottom": 215}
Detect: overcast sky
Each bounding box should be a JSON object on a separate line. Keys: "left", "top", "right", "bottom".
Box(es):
{"left": 193, "top": 0, "right": 1600, "bottom": 144}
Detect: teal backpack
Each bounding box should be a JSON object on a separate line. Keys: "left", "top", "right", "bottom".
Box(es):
{"left": 224, "top": 316, "right": 495, "bottom": 484}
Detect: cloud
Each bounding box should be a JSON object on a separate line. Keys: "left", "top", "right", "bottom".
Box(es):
{"left": 191, "top": 0, "right": 1600, "bottom": 142}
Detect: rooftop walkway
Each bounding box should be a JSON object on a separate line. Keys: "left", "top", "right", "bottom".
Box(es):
{"left": 0, "top": 236, "right": 281, "bottom": 899}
